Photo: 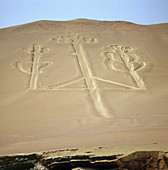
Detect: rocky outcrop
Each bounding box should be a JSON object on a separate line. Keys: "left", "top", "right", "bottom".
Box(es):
{"left": 0, "top": 153, "right": 42, "bottom": 170}
{"left": 41, "top": 154, "right": 121, "bottom": 169}
{"left": 118, "top": 151, "right": 168, "bottom": 170}
{"left": 0, "top": 149, "right": 168, "bottom": 169}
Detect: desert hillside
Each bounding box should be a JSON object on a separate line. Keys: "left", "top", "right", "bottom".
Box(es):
{"left": 0, "top": 19, "right": 168, "bottom": 156}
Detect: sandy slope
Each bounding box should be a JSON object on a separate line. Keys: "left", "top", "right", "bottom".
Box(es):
{"left": 0, "top": 19, "right": 168, "bottom": 155}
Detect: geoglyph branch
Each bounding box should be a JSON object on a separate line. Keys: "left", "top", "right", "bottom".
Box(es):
{"left": 104, "top": 45, "right": 146, "bottom": 89}
{"left": 17, "top": 44, "right": 53, "bottom": 90}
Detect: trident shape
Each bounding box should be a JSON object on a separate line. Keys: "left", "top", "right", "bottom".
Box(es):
{"left": 52, "top": 33, "right": 111, "bottom": 118}
{"left": 17, "top": 33, "right": 146, "bottom": 119}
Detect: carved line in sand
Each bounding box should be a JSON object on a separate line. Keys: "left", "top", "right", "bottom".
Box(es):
{"left": 17, "top": 45, "right": 53, "bottom": 90}
{"left": 103, "top": 45, "right": 146, "bottom": 89}
{"left": 52, "top": 33, "right": 110, "bottom": 118}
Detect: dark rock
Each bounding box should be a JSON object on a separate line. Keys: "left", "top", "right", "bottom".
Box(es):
{"left": 0, "top": 150, "right": 167, "bottom": 170}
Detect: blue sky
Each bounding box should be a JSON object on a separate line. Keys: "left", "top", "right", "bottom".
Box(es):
{"left": 0, "top": 0, "right": 168, "bottom": 28}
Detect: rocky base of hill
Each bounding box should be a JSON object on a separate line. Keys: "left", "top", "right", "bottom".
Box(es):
{"left": 0, "top": 148, "right": 168, "bottom": 170}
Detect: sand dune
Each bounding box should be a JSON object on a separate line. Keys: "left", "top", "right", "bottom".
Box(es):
{"left": 0, "top": 19, "right": 168, "bottom": 155}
